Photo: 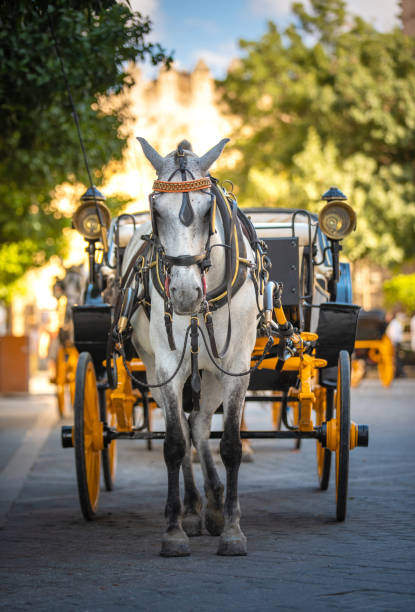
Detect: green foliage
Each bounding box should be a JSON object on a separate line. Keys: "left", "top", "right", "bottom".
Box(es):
{"left": 0, "top": 0, "right": 171, "bottom": 301}
{"left": 219, "top": 0, "right": 415, "bottom": 267}
{"left": 383, "top": 274, "right": 415, "bottom": 313}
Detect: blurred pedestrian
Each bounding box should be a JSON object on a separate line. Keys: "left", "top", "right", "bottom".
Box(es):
{"left": 386, "top": 311, "right": 406, "bottom": 378}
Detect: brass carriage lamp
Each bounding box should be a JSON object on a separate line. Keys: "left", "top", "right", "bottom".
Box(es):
{"left": 73, "top": 186, "right": 111, "bottom": 288}
{"left": 319, "top": 187, "right": 356, "bottom": 241}
{"left": 319, "top": 187, "right": 356, "bottom": 301}
{"left": 73, "top": 186, "right": 111, "bottom": 246}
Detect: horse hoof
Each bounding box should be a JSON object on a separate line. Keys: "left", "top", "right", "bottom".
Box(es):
{"left": 182, "top": 513, "right": 202, "bottom": 537}
{"left": 217, "top": 528, "right": 247, "bottom": 556}
{"left": 241, "top": 445, "right": 254, "bottom": 463}
{"left": 205, "top": 508, "right": 224, "bottom": 536}
{"left": 160, "top": 528, "right": 190, "bottom": 557}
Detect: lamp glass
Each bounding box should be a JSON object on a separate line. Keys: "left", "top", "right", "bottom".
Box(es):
{"left": 319, "top": 201, "right": 356, "bottom": 240}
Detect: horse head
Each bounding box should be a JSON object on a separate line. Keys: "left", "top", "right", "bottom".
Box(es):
{"left": 137, "top": 137, "right": 229, "bottom": 315}
{"left": 53, "top": 264, "right": 86, "bottom": 327}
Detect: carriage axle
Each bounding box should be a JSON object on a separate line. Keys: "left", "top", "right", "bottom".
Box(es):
{"left": 61, "top": 423, "right": 368, "bottom": 447}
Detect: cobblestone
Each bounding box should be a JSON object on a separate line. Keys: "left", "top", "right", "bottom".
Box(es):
{"left": 0, "top": 380, "right": 414, "bottom": 611}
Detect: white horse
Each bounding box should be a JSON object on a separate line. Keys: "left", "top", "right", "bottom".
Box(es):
{"left": 122, "top": 138, "right": 258, "bottom": 556}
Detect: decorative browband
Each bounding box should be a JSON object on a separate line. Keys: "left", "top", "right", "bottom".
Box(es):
{"left": 153, "top": 178, "right": 211, "bottom": 193}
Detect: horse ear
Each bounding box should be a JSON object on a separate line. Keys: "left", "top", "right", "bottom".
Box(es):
{"left": 198, "top": 138, "right": 230, "bottom": 173}
{"left": 136, "top": 137, "right": 164, "bottom": 173}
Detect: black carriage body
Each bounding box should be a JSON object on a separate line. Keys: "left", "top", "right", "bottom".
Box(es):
{"left": 316, "top": 303, "right": 361, "bottom": 367}
{"left": 72, "top": 305, "right": 112, "bottom": 376}
{"left": 262, "top": 237, "right": 300, "bottom": 306}
{"left": 355, "top": 309, "right": 387, "bottom": 341}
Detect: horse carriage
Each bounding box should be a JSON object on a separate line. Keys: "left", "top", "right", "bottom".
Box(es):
{"left": 61, "top": 138, "right": 368, "bottom": 557}
{"left": 352, "top": 310, "right": 395, "bottom": 387}
{"left": 51, "top": 264, "right": 86, "bottom": 417}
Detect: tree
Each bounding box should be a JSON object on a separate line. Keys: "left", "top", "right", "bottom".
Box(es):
{"left": 0, "top": 0, "right": 172, "bottom": 301}
{"left": 384, "top": 274, "right": 415, "bottom": 313}
{"left": 219, "top": 0, "right": 415, "bottom": 267}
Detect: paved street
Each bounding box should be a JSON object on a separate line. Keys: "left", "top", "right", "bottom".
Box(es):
{"left": 1, "top": 379, "right": 414, "bottom": 611}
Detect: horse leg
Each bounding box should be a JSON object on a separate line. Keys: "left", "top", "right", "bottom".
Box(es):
{"left": 190, "top": 371, "right": 225, "bottom": 537}
{"left": 217, "top": 377, "right": 249, "bottom": 556}
{"left": 181, "top": 414, "right": 203, "bottom": 536}
{"left": 159, "top": 381, "right": 190, "bottom": 557}
{"left": 241, "top": 408, "right": 254, "bottom": 462}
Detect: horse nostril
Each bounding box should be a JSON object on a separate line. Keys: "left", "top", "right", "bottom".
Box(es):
{"left": 195, "top": 287, "right": 202, "bottom": 300}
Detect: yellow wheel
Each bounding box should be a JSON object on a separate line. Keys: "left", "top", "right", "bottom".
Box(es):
{"left": 100, "top": 388, "right": 117, "bottom": 491}
{"left": 316, "top": 387, "right": 333, "bottom": 490}
{"left": 56, "top": 346, "right": 67, "bottom": 418}
{"left": 67, "top": 347, "right": 78, "bottom": 407}
{"left": 335, "top": 351, "right": 351, "bottom": 522}
{"left": 74, "top": 352, "right": 102, "bottom": 520}
{"left": 351, "top": 359, "right": 366, "bottom": 388}
{"left": 377, "top": 336, "right": 394, "bottom": 388}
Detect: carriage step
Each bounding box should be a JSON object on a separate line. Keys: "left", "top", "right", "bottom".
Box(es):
{"left": 61, "top": 426, "right": 74, "bottom": 448}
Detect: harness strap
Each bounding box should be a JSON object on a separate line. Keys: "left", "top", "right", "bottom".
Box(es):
{"left": 204, "top": 311, "right": 220, "bottom": 359}
{"left": 214, "top": 195, "right": 237, "bottom": 357}
{"left": 190, "top": 317, "right": 201, "bottom": 410}
{"left": 176, "top": 144, "right": 194, "bottom": 226}
{"left": 164, "top": 309, "right": 176, "bottom": 351}
{"left": 153, "top": 177, "right": 211, "bottom": 192}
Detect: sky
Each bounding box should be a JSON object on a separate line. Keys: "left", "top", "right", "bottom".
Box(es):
{"left": 129, "top": 0, "right": 402, "bottom": 78}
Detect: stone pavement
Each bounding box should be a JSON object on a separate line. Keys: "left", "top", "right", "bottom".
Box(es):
{"left": 0, "top": 379, "right": 414, "bottom": 611}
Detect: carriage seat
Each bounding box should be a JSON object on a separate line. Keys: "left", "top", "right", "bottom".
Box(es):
{"left": 113, "top": 224, "right": 137, "bottom": 247}
{"left": 108, "top": 212, "right": 151, "bottom": 249}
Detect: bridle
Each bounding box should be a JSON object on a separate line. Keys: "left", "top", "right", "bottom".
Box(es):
{"left": 147, "top": 142, "right": 217, "bottom": 303}
{"left": 145, "top": 143, "right": 239, "bottom": 359}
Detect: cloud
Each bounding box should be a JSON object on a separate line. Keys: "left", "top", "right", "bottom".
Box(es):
{"left": 249, "top": 0, "right": 298, "bottom": 19}
{"left": 127, "top": 0, "right": 158, "bottom": 17}
{"left": 346, "top": 0, "right": 400, "bottom": 31}
{"left": 119, "top": 0, "right": 165, "bottom": 41}
{"left": 250, "top": 0, "right": 400, "bottom": 31}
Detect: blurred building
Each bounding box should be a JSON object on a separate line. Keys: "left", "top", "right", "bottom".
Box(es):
{"left": 352, "top": 260, "right": 391, "bottom": 311}
{"left": 401, "top": 0, "right": 415, "bottom": 35}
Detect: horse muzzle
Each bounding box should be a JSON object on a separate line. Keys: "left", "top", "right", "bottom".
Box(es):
{"left": 170, "top": 284, "right": 203, "bottom": 315}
